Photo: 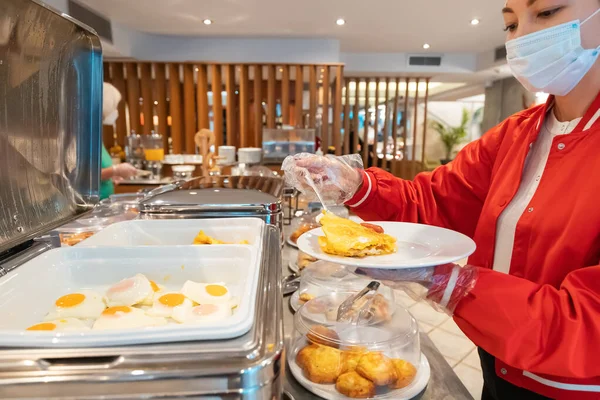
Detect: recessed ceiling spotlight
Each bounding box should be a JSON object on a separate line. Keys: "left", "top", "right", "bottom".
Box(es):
{"left": 279, "top": 68, "right": 283, "bottom": 72}
{"left": 153, "top": 101, "right": 158, "bottom": 105}
{"left": 203, "top": 19, "right": 213, "bottom": 25}
{"left": 336, "top": 18, "right": 346, "bottom": 26}
{"left": 195, "top": 67, "right": 199, "bottom": 72}
{"left": 423, "top": 43, "right": 431, "bottom": 49}
{"left": 470, "top": 18, "right": 480, "bottom": 25}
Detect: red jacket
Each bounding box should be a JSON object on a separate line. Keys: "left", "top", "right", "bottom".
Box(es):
{"left": 346, "top": 92, "right": 600, "bottom": 399}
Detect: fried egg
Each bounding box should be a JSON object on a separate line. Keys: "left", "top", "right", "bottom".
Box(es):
{"left": 181, "top": 281, "right": 231, "bottom": 305}
{"left": 26, "top": 318, "right": 91, "bottom": 332}
{"left": 45, "top": 290, "right": 105, "bottom": 320}
{"left": 172, "top": 303, "right": 232, "bottom": 324}
{"left": 105, "top": 274, "right": 153, "bottom": 307}
{"left": 139, "top": 279, "right": 164, "bottom": 306}
{"left": 93, "top": 306, "right": 167, "bottom": 330}
{"left": 146, "top": 292, "right": 193, "bottom": 320}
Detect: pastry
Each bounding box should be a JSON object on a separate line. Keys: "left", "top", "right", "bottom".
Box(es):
{"left": 307, "top": 325, "right": 340, "bottom": 348}
{"left": 336, "top": 371, "right": 376, "bottom": 398}
{"left": 303, "top": 345, "right": 344, "bottom": 384}
{"left": 355, "top": 352, "right": 398, "bottom": 386}
{"left": 389, "top": 359, "right": 417, "bottom": 389}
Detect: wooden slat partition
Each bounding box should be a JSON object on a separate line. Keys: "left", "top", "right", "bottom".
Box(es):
{"left": 352, "top": 79, "right": 360, "bottom": 154}
{"left": 239, "top": 65, "right": 250, "bottom": 147}
{"left": 309, "top": 66, "right": 317, "bottom": 128}
{"left": 140, "top": 63, "right": 154, "bottom": 134}
{"left": 343, "top": 79, "right": 351, "bottom": 155}
{"left": 333, "top": 66, "right": 344, "bottom": 156}
{"left": 401, "top": 78, "right": 410, "bottom": 177}
{"left": 421, "top": 78, "right": 430, "bottom": 170}
{"left": 362, "top": 78, "right": 370, "bottom": 166}
{"left": 294, "top": 65, "right": 303, "bottom": 127}
{"left": 168, "top": 64, "right": 184, "bottom": 154}
{"left": 183, "top": 64, "right": 196, "bottom": 153}
{"left": 225, "top": 65, "right": 236, "bottom": 146}
{"left": 381, "top": 78, "right": 390, "bottom": 170}
{"left": 105, "top": 62, "right": 348, "bottom": 164}
{"left": 281, "top": 66, "right": 290, "bottom": 125}
{"left": 340, "top": 75, "right": 432, "bottom": 178}
{"left": 411, "top": 78, "right": 420, "bottom": 178}
{"left": 211, "top": 65, "right": 223, "bottom": 148}
{"left": 391, "top": 78, "right": 400, "bottom": 172}
{"left": 196, "top": 64, "right": 209, "bottom": 131}
{"left": 125, "top": 63, "right": 140, "bottom": 134}
{"left": 267, "top": 65, "right": 276, "bottom": 130}
{"left": 253, "top": 64, "right": 263, "bottom": 147}
{"left": 154, "top": 63, "right": 168, "bottom": 149}
{"left": 321, "top": 66, "right": 330, "bottom": 151}
{"left": 110, "top": 63, "right": 128, "bottom": 147}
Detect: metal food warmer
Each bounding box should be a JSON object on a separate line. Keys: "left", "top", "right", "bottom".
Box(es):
{"left": 0, "top": 1, "right": 284, "bottom": 398}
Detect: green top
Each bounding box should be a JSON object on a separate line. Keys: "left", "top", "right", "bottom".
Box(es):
{"left": 100, "top": 145, "right": 114, "bottom": 200}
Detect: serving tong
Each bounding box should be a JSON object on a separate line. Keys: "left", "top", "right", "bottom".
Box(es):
{"left": 336, "top": 281, "right": 380, "bottom": 324}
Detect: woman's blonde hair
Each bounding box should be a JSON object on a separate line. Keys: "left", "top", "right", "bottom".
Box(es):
{"left": 102, "top": 82, "right": 122, "bottom": 120}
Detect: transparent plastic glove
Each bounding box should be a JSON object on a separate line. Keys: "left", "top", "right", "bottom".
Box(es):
{"left": 281, "top": 153, "right": 363, "bottom": 204}
{"left": 354, "top": 264, "right": 479, "bottom": 315}
{"left": 112, "top": 163, "right": 137, "bottom": 179}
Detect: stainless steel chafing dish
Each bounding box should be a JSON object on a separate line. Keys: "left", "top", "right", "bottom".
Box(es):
{"left": 0, "top": 1, "right": 284, "bottom": 398}
{"left": 140, "top": 175, "right": 284, "bottom": 242}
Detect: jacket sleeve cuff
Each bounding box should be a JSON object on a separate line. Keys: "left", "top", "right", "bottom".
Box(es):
{"left": 346, "top": 170, "right": 373, "bottom": 208}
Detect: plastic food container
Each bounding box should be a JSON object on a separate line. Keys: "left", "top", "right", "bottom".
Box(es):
{"left": 290, "top": 262, "right": 395, "bottom": 312}
{"left": 289, "top": 293, "right": 429, "bottom": 399}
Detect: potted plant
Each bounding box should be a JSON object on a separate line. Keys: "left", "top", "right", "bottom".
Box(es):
{"left": 430, "top": 108, "right": 470, "bottom": 165}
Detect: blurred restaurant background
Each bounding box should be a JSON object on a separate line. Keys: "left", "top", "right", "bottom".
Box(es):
{"left": 35, "top": 0, "right": 547, "bottom": 189}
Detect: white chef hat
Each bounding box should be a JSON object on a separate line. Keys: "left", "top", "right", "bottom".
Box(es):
{"left": 102, "top": 82, "right": 122, "bottom": 120}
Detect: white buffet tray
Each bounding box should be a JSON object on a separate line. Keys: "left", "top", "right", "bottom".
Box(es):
{"left": 79, "top": 218, "right": 265, "bottom": 247}
{"left": 0, "top": 245, "right": 261, "bottom": 347}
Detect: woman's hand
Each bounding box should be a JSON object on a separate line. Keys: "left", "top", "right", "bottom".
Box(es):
{"left": 111, "top": 163, "right": 137, "bottom": 183}
{"left": 354, "top": 264, "right": 479, "bottom": 315}
{"left": 281, "top": 153, "right": 364, "bottom": 204}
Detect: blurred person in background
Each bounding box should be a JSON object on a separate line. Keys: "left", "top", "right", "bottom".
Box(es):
{"left": 283, "top": 0, "right": 600, "bottom": 398}
{"left": 100, "top": 83, "right": 137, "bottom": 199}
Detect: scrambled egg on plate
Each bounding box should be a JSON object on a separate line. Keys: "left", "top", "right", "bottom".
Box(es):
{"left": 317, "top": 213, "right": 397, "bottom": 257}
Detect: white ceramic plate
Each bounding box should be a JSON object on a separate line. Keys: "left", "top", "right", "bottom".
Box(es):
{"left": 297, "top": 222, "right": 476, "bottom": 269}
{"left": 0, "top": 245, "right": 261, "bottom": 347}
{"left": 288, "top": 348, "right": 430, "bottom": 400}
{"left": 288, "top": 260, "right": 300, "bottom": 273}
{"left": 289, "top": 291, "right": 301, "bottom": 312}
{"left": 286, "top": 237, "right": 299, "bottom": 249}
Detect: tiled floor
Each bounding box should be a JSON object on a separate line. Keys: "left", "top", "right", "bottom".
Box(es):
{"left": 395, "top": 290, "right": 484, "bottom": 400}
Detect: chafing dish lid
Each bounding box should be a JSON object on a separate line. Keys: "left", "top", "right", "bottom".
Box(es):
{"left": 140, "top": 188, "right": 281, "bottom": 214}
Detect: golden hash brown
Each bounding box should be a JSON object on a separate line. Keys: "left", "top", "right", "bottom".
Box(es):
{"left": 296, "top": 344, "right": 320, "bottom": 369}
{"left": 355, "top": 352, "right": 398, "bottom": 386}
{"left": 389, "top": 359, "right": 417, "bottom": 389}
{"left": 335, "top": 371, "right": 376, "bottom": 398}
{"left": 303, "top": 345, "right": 344, "bottom": 384}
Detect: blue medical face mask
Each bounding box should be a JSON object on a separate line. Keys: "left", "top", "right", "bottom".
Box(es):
{"left": 506, "top": 8, "right": 600, "bottom": 96}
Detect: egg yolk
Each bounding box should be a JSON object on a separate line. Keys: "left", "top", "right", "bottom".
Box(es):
{"left": 55, "top": 293, "right": 85, "bottom": 308}
{"left": 150, "top": 280, "right": 160, "bottom": 292}
{"left": 159, "top": 293, "right": 185, "bottom": 307}
{"left": 205, "top": 285, "right": 228, "bottom": 297}
{"left": 102, "top": 306, "right": 132, "bottom": 316}
{"left": 27, "top": 322, "right": 57, "bottom": 331}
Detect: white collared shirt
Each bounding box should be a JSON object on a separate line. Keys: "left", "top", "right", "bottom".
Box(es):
{"left": 492, "top": 110, "right": 582, "bottom": 274}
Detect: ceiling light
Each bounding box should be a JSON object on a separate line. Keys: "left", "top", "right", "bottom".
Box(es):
{"left": 195, "top": 67, "right": 199, "bottom": 72}
{"left": 318, "top": 80, "right": 323, "bottom": 84}
{"left": 470, "top": 18, "right": 480, "bottom": 26}
{"left": 203, "top": 19, "right": 212, "bottom": 25}
{"left": 279, "top": 68, "right": 283, "bottom": 72}
{"left": 336, "top": 18, "right": 346, "bottom": 26}
{"left": 153, "top": 101, "right": 158, "bottom": 105}
{"left": 423, "top": 43, "right": 430, "bottom": 49}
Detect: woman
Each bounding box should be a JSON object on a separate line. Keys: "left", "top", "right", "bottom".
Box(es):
{"left": 283, "top": 1, "right": 600, "bottom": 399}
{"left": 100, "top": 83, "right": 137, "bottom": 199}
